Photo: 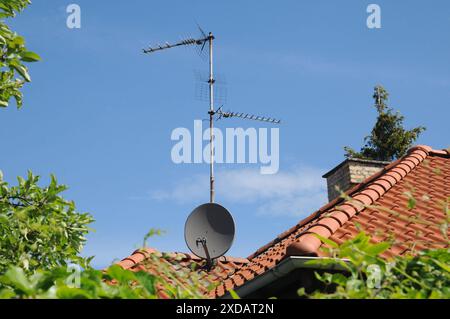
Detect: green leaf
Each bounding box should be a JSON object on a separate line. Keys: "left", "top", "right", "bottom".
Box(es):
{"left": 11, "top": 63, "right": 31, "bottom": 82}
{"left": 313, "top": 233, "right": 339, "bottom": 248}
{"left": 330, "top": 273, "right": 348, "bottom": 286}
{"left": 228, "top": 289, "right": 240, "bottom": 299}
{"left": 106, "top": 265, "right": 136, "bottom": 283}
{"left": 297, "top": 287, "right": 306, "bottom": 297}
{"left": 20, "top": 51, "right": 41, "bottom": 62}
{"left": 365, "top": 242, "right": 391, "bottom": 256}
{"left": 56, "top": 286, "right": 92, "bottom": 299}
{"left": 135, "top": 271, "right": 156, "bottom": 295}
{"left": 0, "top": 266, "right": 34, "bottom": 295}
{"left": 431, "top": 259, "right": 450, "bottom": 273}
{"left": 12, "top": 35, "right": 25, "bottom": 47}
{"left": 407, "top": 197, "right": 416, "bottom": 210}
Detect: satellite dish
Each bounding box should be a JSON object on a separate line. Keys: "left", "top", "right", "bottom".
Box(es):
{"left": 184, "top": 203, "right": 235, "bottom": 262}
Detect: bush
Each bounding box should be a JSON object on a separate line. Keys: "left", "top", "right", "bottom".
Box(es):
{"left": 0, "top": 258, "right": 209, "bottom": 299}
{"left": 300, "top": 232, "right": 450, "bottom": 299}
{"left": 0, "top": 171, "right": 94, "bottom": 274}
{"left": 0, "top": 264, "right": 161, "bottom": 299}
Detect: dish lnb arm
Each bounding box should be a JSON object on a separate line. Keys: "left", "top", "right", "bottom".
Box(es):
{"left": 196, "top": 237, "right": 214, "bottom": 269}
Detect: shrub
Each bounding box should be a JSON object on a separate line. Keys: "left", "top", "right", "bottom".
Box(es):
{"left": 299, "top": 233, "right": 450, "bottom": 299}
{"left": 0, "top": 171, "right": 94, "bottom": 274}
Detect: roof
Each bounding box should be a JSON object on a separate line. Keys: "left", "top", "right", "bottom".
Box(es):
{"left": 213, "top": 145, "right": 450, "bottom": 297}
{"left": 117, "top": 145, "right": 450, "bottom": 298}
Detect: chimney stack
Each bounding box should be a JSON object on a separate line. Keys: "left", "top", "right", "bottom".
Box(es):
{"left": 322, "top": 158, "right": 390, "bottom": 202}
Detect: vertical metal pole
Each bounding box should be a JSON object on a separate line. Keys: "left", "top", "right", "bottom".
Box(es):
{"left": 208, "top": 32, "right": 215, "bottom": 203}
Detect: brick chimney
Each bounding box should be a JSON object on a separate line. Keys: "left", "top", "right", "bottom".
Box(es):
{"left": 322, "top": 158, "right": 390, "bottom": 202}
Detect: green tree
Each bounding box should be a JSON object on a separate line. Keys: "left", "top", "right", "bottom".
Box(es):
{"left": 0, "top": 0, "right": 40, "bottom": 108}
{"left": 0, "top": 171, "right": 94, "bottom": 274}
{"left": 344, "top": 85, "right": 425, "bottom": 161}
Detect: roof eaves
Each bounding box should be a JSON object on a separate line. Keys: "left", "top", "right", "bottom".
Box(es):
{"left": 220, "top": 256, "right": 350, "bottom": 299}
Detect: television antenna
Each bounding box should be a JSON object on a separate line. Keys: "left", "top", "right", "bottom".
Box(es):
{"left": 143, "top": 28, "right": 281, "bottom": 204}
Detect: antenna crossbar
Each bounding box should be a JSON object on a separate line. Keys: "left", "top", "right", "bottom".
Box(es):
{"left": 216, "top": 109, "right": 281, "bottom": 124}
{"left": 143, "top": 37, "right": 209, "bottom": 54}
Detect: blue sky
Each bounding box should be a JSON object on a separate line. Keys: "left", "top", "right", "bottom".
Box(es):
{"left": 1, "top": 0, "right": 449, "bottom": 268}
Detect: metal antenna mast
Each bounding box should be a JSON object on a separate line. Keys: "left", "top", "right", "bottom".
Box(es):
{"left": 207, "top": 33, "right": 215, "bottom": 203}
{"left": 144, "top": 31, "right": 280, "bottom": 204}
{"left": 144, "top": 32, "right": 216, "bottom": 203}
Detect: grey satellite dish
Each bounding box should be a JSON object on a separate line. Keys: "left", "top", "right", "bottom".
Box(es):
{"left": 184, "top": 203, "right": 235, "bottom": 264}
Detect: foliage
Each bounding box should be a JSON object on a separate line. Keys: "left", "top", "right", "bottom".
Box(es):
{"left": 0, "top": 0, "right": 40, "bottom": 108}
{"left": 0, "top": 226, "right": 209, "bottom": 299}
{"left": 0, "top": 0, "right": 31, "bottom": 17}
{"left": 0, "top": 251, "right": 209, "bottom": 299}
{"left": 345, "top": 85, "right": 425, "bottom": 161}
{"left": 300, "top": 232, "right": 449, "bottom": 299}
{"left": 143, "top": 228, "right": 165, "bottom": 248}
{"left": 0, "top": 265, "right": 160, "bottom": 299}
{"left": 0, "top": 263, "right": 208, "bottom": 299}
{"left": 0, "top": 171, "right": 94, "bottom": 274}
{"left": 136, "top": 249, "right": 214, "bottom": 299}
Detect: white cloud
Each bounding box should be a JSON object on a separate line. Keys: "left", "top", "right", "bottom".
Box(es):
{"left": 149, "top": 165, "right": 328, "bottom": 217}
